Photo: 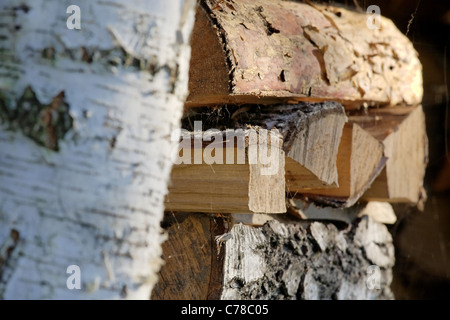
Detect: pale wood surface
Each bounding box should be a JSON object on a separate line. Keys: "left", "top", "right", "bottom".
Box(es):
{"left": 301, "top": 122, "right": 385, "bottom": 207}
{"left": 165, "top": 128, "right": 286, "bottom": 214}
{"left": 359, "top": 105, "right": 428, "bottom": 203}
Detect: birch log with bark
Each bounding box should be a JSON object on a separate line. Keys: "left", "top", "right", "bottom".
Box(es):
{"left": 0, "top": 0, "right": 196, "bottom": 299}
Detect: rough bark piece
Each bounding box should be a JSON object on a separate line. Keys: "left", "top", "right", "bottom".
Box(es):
{"left": 0, "top": 0, "right": 196, "bottom": 299}
{"left": 358, "top": 202, "right": 397, "bottom": 225}
{"left": 165, "top": 128, "right": 286, "bottom": 214}
{"left": 356, "top": 105, "right": 428, "bottom": 203}
{"left": 301, "top": 122, "right": 385, "bottom": 207}
{"left": 152, "top": 214, "right": 395, "bottom": 300}
{"left": 221, "top": 217, "right": 395, "bottom": 300}
{"left": 186, "top": 0, "right": 422, "bottom": 108}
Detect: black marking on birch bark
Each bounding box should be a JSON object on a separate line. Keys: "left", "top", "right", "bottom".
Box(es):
{"left": 41, "top": 47, "right": 56, "bottom": 60}
{"left": 81, "top": 46, "right": 93, "bottom": 63}
{"left": 12, "top": 4, "right": 30, "bottom": 14}
{"left": 39, "top": 44, "right": 160, "bottom": 73}
{"left": 120, "top": 284, "right": 128, "bottom": 298}
{"left": 0, "top": 86, "right": 73, "bottom": 151}
{"left": 168, "top": 63, "right": 180, "bottom": 94}
{"left": 0, "top": 229, "right": 20, "bottom": 298}
{"left": 109, "top": 136, "right": 117, "bottom": 149}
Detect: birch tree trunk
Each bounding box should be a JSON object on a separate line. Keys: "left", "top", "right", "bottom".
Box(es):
{"left": 0, "top": 0, "right": 196, "bottom": 299}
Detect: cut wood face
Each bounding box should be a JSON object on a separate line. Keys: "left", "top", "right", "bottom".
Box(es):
{"left": 230, "top": 102, "right": 347, "bottom": 189}
{"left": 165, "top": 127, "right": 286, "bottom": 214}
{"left": 151, "top": 213, "right": 226, "bottom": 300}
{"left": 186, "top": 0, "right": 423, "bottom": 108}
{"left": 359, "top": 105, "right": 428, "bottom": 203}
{"left": 302, "top": 122, "right": 385, "bottom": 207}
{"left": 287, "top": 198, "right": 397, "bottom": 225}
{"left": 171, "top": 102, "right": 350, "bottom": 212}
{"left": 188, "top": 5, "right": 230, "bottom": 104}
{"left": 284, "top": 109, "right": 346, "bottom": 189}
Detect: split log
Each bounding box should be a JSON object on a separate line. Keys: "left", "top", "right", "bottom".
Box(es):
{"left": 301, "top": 122, "right": 386, "bottom": 207}
{"left": 152, "top": 214, "right": 395, "bottom": 300}
{"left": 228, "top": 101, "right": 347, "bottom": 189}
{"left": 355, "top": 105, "right": 428, "bottom": 203}
{"left": 186, "top": 0, "right": 422, "bottom": 108}
{"left": 174, "top": 101, "right": 346, "bottom": 212}
{"left": 164, "top": 127, "right": 286, "bottom": 214}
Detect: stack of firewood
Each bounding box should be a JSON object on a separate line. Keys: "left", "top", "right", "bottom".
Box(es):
{"left": 153, "top": 0, "right": 427, "bottom": 300}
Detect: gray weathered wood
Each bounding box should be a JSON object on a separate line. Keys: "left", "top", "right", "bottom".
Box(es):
{"left": 222, "top": 217, "right": 394, "bottom": 300}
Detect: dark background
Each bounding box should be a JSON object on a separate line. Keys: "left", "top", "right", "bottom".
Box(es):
{"left": 330, "top": 0, "right": 450, "bottom": 299}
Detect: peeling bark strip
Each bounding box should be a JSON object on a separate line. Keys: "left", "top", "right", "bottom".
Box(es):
{"left": 0, "top": 0, "right": 196, "bottom": 299}
{"left": 186, "top": 0, "right": 422, "bottom": 108}
{"left": 222, "top": 217, "right": 395, "bottom": 300}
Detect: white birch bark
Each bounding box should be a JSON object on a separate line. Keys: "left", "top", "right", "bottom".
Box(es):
{"left": 0, "top": 0, "right": 196, "bottom": 299}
